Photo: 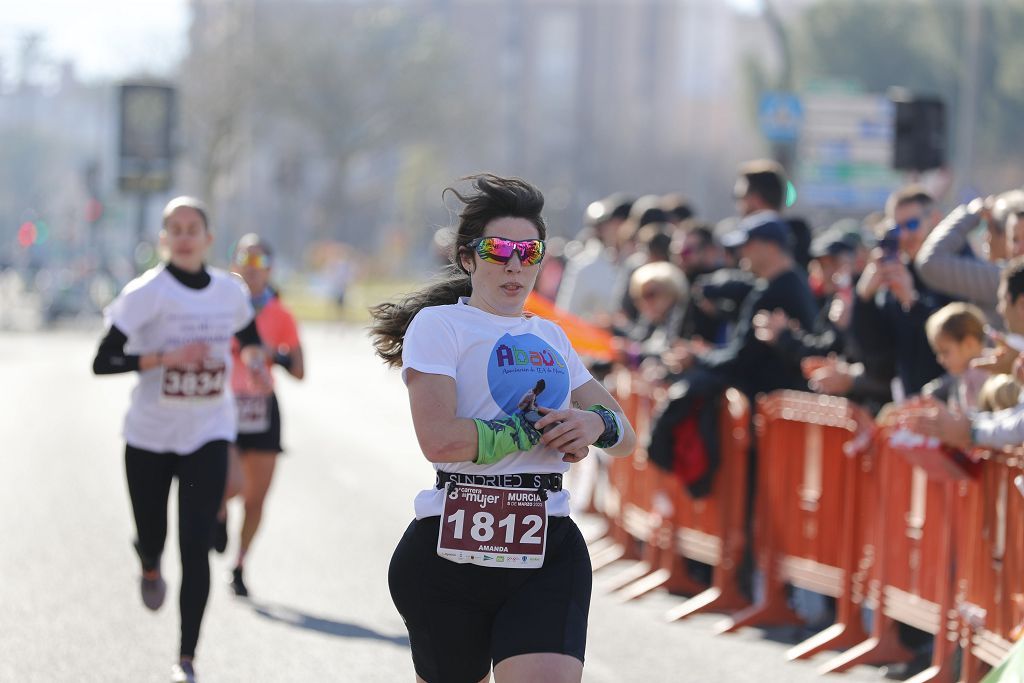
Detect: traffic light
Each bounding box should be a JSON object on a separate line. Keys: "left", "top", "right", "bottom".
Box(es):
{"left": 17, "top": 221, "right": 37, "bottom": 248}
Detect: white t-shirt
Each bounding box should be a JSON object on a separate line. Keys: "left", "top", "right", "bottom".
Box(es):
{"left": 104, "top": 264, "right": 254, "bottom": 455}
{"left": 555, "top": 241, "right": 622, "bottom": 321}
{"left": 401, "top": 297, "right": 593, "bottom": 518}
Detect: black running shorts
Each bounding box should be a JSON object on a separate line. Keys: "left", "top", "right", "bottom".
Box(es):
{"left": 388, "top": 514, "right": 591, "bottom": 683}
{"left": 235, "top": 393, "right": 283, "bottom": 454}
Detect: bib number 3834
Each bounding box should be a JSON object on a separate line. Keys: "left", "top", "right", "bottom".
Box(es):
{"left": 437, "top": 484, "right": 547, "bottom": 568}
{"left": 161, "top": 360, "right": 226, "bottom": 406}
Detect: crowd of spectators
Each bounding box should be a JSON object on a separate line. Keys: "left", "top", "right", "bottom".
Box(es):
{"left": 541, "top": 160, "right": 1024, "bottom": 673}
{"left": 547, "top": 159, "right": 1024, "bottom": 438}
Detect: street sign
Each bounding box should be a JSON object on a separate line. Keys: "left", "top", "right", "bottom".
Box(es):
{"left": 758, "top": 92, "right": 804, "bottom": 143}
{"left": 118, "top": 83, "right": 176, "bottom": 193}
{"left": 796, "top": 92, "right": 903, "bottom": 210}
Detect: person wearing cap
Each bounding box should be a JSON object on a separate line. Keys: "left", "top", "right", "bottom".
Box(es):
{"left": 661, "top": 193, "right": 695, "bottom": 226}
{"left": 555, "top": 193, "right": 632, "bottom": 322}
{"left": 852, "top": 185, "right": 950, "bottom": 398}
{"left": 826, "top": 218, "right": 872, "bottom": 276}
{"left": 667, "top": 216, "right": 817, "bottom": 402}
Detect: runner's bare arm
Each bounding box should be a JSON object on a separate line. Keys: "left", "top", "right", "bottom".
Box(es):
{"left": 282, "top": 344, "right": 304, "bottom": 380}
{"left": 406, "top": 368, "right": 482, "bottom": 463}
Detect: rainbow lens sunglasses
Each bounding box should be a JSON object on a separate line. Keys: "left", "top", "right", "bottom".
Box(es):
{"left": 468, "top": 236, "right": 546, "bottom": 266}
{"left": 234, "top": 251, "right": 271, "bottom": 269}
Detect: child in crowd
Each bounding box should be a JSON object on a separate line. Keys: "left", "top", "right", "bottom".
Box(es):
{"left": 923, "top": 302, "right": 989, "bottom": 413}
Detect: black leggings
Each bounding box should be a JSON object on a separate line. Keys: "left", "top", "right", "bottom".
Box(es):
{"left": 125, "top": 440, "right": 228, "bottom": 659}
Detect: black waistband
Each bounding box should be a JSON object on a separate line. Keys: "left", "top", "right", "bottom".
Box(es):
{"left": 435, "top": 471, "right": 563, "bottom": 493}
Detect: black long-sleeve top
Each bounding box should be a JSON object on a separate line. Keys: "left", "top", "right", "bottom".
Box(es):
{"left": 850, "top": 262, "right": 948, "bottom": 397}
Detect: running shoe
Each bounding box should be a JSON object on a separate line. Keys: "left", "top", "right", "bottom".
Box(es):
{"left": 230, "top": 566, "right": 249, "bottom": 597}
{"left": 212, "top": 515, "right": 228, "bottom": 554}
{"left": 170, "top": 660, "right": 197, "bottom": 683}
{"left": 140, "top": 573, "right": 167, "bottom": 611}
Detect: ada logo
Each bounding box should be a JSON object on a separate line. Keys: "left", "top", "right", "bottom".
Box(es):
{"left": 487, "top": 333, "right": 569, "bottom": 415}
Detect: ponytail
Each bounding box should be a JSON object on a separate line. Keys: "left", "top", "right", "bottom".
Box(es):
{"left": 369, "top": 265, "right": 472, "bottom": 368}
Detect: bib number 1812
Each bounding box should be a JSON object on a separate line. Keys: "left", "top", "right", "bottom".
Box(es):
{"left": 436, "top": 484, "right": 548, "bottom": 568}
{"left": 446, "top": 509, "right": 544, "bottom": 545}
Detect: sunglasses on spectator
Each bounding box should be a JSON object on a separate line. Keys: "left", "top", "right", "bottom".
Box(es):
{"left": 234, "top": 252, "right": 271, "bottom": 269}
{"left": 468, "top": 236, "right": 546, "bottom": 266}
{"left": 895, "top": 217, "right": 922, "bottom": 232}
{"left": 639, "top": 289, "right": 666, "bottom": 301}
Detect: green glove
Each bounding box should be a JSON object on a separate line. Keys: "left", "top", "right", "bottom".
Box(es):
{"left": 473, "top": 413, "right": 542, "bottom": 465}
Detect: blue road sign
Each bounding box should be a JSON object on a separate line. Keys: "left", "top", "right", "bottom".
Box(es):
{"left": 758, "top": 92, "right": 803, "bottom": 143}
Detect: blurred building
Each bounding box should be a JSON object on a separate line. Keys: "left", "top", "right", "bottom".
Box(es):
{"left": 181, "top": 0, "right": 766, "bottom": 273}
{"left": 0, "top": 36, "right": 123, "bottom": 276}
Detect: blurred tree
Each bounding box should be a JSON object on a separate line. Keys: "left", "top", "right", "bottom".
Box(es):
{"left": 178, "top": 1, "right": 462, "bottom": 256}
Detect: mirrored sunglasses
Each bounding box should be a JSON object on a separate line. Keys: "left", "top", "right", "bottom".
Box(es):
{"left": 234, "top": 252, "right": 271, "bottom": 269}
{"left": 468, "top": 236, "right": 546, "bottom": 266}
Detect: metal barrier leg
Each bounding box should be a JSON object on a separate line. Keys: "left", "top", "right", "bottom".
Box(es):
{"left": 787, "top": 619, "right": 869, "bottom": 662}
{"left": 617, "top": 525, "right": 706, "bottom": 601}
{"left": 817, "top": 616, "right": 912, "bottom": 674}
{"left": 714, "top": 556, "right": 801, "bottom": 634}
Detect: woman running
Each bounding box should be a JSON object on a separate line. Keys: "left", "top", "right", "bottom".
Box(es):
{"left": 92, "top": 197, "right": 266, "bottom": 683}
{"left": 370, "top": 174, "right": 637, "bottom": 683}
{"left": 221, "top": 233, "right": 304, "bottom": 598}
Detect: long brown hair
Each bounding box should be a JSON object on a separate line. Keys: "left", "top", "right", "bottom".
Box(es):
{"left": 369, "top": 173, "right": 546, "bottom": 367}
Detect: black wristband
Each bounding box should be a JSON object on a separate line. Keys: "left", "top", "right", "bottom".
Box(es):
{"left": 587, "top": 405, "right": 620, "bottom": 449}
{"left": 272, "top": 351, "right": 293, "bottom": 370}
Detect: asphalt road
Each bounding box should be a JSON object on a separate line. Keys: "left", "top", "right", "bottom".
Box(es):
{"left": 0, "top": 323, "right": 885, "bottom": 682}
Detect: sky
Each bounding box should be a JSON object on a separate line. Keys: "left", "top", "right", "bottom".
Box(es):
{"left": 2, "top": 0, "right": 189, "bottom": 83}
{"left": 2, "top": 0, "right": 763, "bottom": 83}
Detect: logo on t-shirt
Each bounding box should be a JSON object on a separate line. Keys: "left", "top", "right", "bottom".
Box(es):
{"left": 487, "top": 333, "right": 569, "bottom": 416}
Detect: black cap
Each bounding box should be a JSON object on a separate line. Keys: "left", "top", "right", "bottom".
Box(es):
{"left": 721, "top": 218, "right": 791, "bottom": 249}
{"left": 809, "top": 228, "right": 856, "bottom": 259}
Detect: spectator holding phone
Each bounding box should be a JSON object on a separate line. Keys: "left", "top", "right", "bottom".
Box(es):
{"left": 852, "top": 186, "right": 950, "bottom": 398}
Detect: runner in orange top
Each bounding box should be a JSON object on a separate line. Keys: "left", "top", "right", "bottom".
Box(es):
{"left": 218, "top": 233, "right": 304, "bottom": 597}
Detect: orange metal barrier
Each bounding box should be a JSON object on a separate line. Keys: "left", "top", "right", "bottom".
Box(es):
{"left": 589, "top": 367, "right": 656, "bottom": 570}
{"left": 821, "top": 426, "right": 959, "bottom": 682}
{"left": 592, "top": 374, "right": 1024, "bottom": 682}
{"left": 660, "top": 387, "right": 751, "bottom": 619}
{"left": 956, "top": 450, "right": 1024, "bottom": 682}
{"left": 613, "top": 387, "right": 752, "bottom": 610}
{"left": 591, "top": 370, "right": 752, "bottom": 614}
{"left": 717, "top": 391, "right": 875, "bottom": 661}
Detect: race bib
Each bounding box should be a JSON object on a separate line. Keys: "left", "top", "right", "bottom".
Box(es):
{"left": 160, "top": 359, "right": 226, "bottom": 406}
{"left": 236, "top": 394, "right": 270, "bottom": 433}
{"left": 437, "top": 484, "right": 547, "bottom": 568}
